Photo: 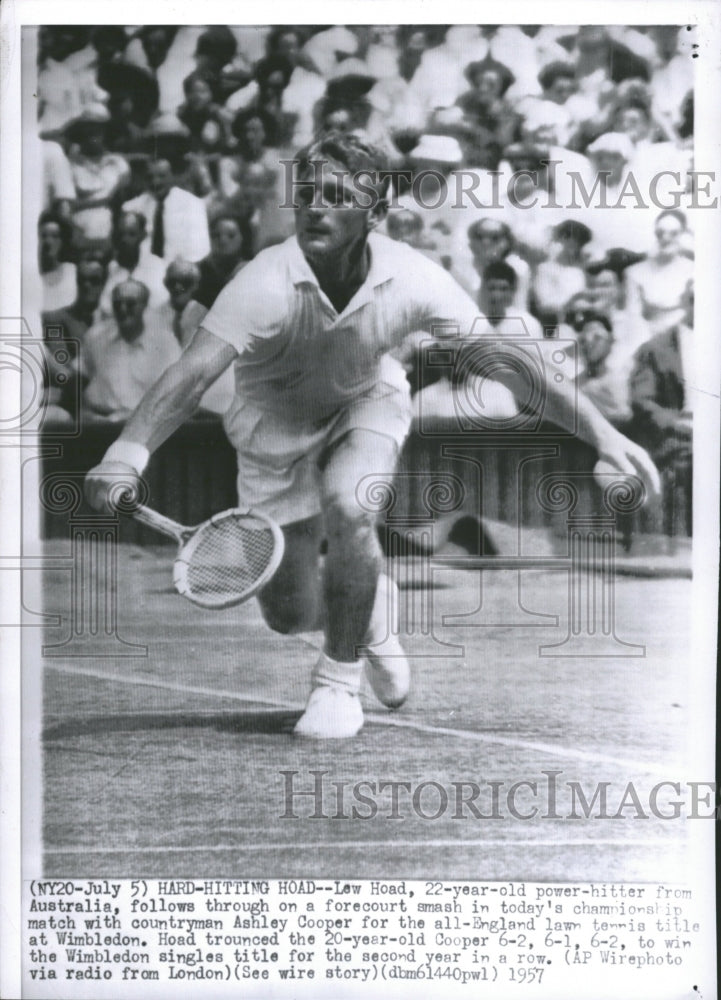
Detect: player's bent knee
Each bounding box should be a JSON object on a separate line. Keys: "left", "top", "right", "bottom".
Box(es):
{"left": 323, "top": 495, "right": 376, "bottom": 537}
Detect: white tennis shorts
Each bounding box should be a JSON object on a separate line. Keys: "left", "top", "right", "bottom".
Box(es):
{"left": 224, "top": 373, "right": 413, "bottom": 525}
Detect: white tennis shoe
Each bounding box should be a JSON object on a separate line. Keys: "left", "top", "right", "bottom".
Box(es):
{"left": 294, "top": 653, "right": 364, "bottom": 739}
{"left": 364, "top": 635, "right": 410, "bottom": 709}
{"left": 293, "top": 685, "right": 364, "bottom": 739}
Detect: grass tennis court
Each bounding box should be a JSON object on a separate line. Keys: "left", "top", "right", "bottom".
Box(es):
{"left": 41, "top": 540, "right": 690, "bottom": 881}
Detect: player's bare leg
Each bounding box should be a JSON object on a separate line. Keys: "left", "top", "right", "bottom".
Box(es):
{"left": 294, "top": 430, "right": 409, "bottom": 738}
{"left": 256, "top": 516, "right": 323, "bottom": 635}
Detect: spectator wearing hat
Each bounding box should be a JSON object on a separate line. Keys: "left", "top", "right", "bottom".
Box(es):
{"left": 38, "top": 212, "right": 76, "bottom": 311}
{"left": 532, "top": 220, "right": 592, "bottom": 328}
{"left": 456, "top": 57, "right": 519, "bottom": 167}
{"left": 399, "top": 133, "right": 469, "bottom": 262}
{"left": 122, "top": 157, "right": 211, "bottom": 263}
{"left": 80, "top": 278, "right": 182, "bottom": 423}
{"left": 576, "top": 131, "right": 656, "bottom": 253}
{"left": 572, "top": 312, "right": 632, "bottom": 426}
{"left": 99, "top": 210, "right": 168, "bottom": 318}
{"left": 66, "top": 105, "right": 131, "bottom": 241}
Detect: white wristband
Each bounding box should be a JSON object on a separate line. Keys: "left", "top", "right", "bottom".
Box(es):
{"left": 103, "top": 440, "right": 150, "bottom": 475}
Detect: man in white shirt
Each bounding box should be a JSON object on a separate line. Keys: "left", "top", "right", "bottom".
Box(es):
{"left": 99, "top": 211, "right": 168, "bottom": 317}
{"left": 81, "top": 279, "right": 181, "bottom": 422}
{"left": 86, "top": 132, "right": 660, "bottom": 740}
{"left": 123, "top": 159, "right": 210, "bottom": 263}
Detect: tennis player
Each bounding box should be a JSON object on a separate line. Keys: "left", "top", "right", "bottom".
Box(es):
{"left": 86, "top": 132, "right": 660, "bottom": 739}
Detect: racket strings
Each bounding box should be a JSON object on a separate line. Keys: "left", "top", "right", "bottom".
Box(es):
{"left": 183, "top": 515, "right": 277, "bottom": 603}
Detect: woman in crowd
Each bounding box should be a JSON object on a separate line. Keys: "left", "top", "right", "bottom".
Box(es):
{"left": 625, "top": 209, "right": 694, "bottom": 336}
{"left": 38, "top": 212, "right": 76, "bottom": 311}
{"left": 195, "top": 213, "right": 253, "bottom": 309}
{"left": 532, "top": 220, "right": 593, "bottom": 328}
{"left": 177, "top": 70, "right": 229, "bottom": 155}
{"left": 66, "top": 105, "right": 130, "bottom": 241}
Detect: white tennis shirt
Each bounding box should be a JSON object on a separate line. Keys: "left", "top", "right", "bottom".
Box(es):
{"left": 201, "top": 232, "right": 485, "bottom": 425}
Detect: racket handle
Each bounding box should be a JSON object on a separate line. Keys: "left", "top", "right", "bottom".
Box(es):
{"left": 131, "top": 504, "right": 188, "bottom": 542}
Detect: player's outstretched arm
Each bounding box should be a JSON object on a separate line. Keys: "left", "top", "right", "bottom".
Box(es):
{"left": 85, "top": 328, "right": 237, "bottom": 513}
{"left": 485, "top": 344, "right": 661, "bottom": 500}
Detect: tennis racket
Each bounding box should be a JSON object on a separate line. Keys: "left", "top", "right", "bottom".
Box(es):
{"left": 130, "top": 504, "right": 285, "bottom": 610}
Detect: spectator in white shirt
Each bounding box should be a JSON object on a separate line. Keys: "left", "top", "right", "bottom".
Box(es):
{"left": 575, "top": 312, "right": 632, "bottom": 427}
{"left": 480, "top": 260, "right": 543, "bottom": 338}
{"left": 122, "top": 158, "right": 211, "bottom": 263}
{"left": 99, "top": 211, "right": 168, "bottom": 317}
{"left": 81, "top": 279, "right": 182, "bottom": 423}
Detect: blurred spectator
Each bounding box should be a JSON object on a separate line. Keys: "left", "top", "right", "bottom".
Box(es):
{"left": 532, "top": 220, "right": 592, "bottom": 327}
{"left": 456, "top": 58, "right": 519, "bottom": 168}
{"left": 195, "top": 214, "right": 252, "bottom": 308}
{"left": 386, "top": 209, "right": 444, "bottom": 268}
{"left": 38, "top": 27, "right": 95, "bottom": 135}
{"left": 80, "top": 279, "right": 182, "bottom": 422}
{"left": 629, "top": 281, "right": 693, "bottom": 533}
{"left": 177, "top": 70, "right": 229, "bottom": 153}
{"left": 226, "top": 28, "right": 324, "bottom": 147}
{"left": 100, "top": 62, "right": 160, "bottom": 152}
{"left": 42, "top": 140, "right": 76, "bottom": 218}
{"left": 455, "top": 218, "right": 530, "bottom": 310}
{"left": 125, "top": 26, "right": 197, "bottom": 114}
{"left": 246, "top": 55, "right": 298, "bottom": 148}
{"left": 625, "top": 209, "right": 694, "bottom": 336}
{"left": 43, "top": 257, "right": 108, "bottom": 360}
{"left": 151, "top": 260, "right": 236, "bottom": 415}
{"left": 574, "top": 312, "right": 632, "bottom": 426}
{"left": 585, "top": 248, "right": 651, "bottom": 369}
{"left": 366, "top": 28, "right": 429, "bottom": 139}
{"left": 155, "top": 260, "right": 206, "bottom": 344}
{"left": 66, "top": 105, "right": 131, "bottom": 240}
{"left": 89, "top": 26, "right": 129, "bottom": 69}
{"left": 39, "top": 212, "right": 76, "bottom": 311}
{"left": 122, "top": 158, "right": 211, "bottom": 262}
{"left": 99, "top": 211, "right": 168, "bottom": 316}
{"left": 480, "top": 261, "right": 542, "bottom": 337}
{"left": 220, "top": 108, "right": 280, "bottom": 196}
{"left": 613, "top": 98, "right": 688, "bottom": 192}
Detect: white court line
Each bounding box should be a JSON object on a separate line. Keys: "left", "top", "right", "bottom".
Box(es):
{"left": 44, "top": 663, "right": 672, "bottom": 777}
{"left": 45, "top": 839, "right": 680, "bottom": 856}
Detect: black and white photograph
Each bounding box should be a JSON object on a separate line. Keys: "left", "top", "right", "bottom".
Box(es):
{"left": 1, "top": 3, "right": 718, "bottom": 998}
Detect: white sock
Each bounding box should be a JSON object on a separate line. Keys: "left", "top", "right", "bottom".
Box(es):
{"left": 313, "top": 651, "right": 362, "bottom": 694}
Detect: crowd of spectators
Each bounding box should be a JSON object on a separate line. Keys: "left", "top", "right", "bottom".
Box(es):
{"left": 35, "top": 24, "right": 695, "bottom": 525}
